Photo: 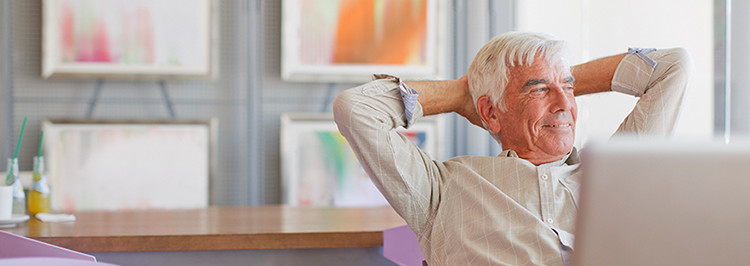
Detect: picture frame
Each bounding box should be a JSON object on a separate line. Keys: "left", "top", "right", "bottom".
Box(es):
{"left": 42, "top": 0, "right": 218, "bottom": 79}
{"left": 42, "top": 119, "right": 218, "bottom": 212}
{"left": 280, "top": 113, "right": 444, "bottom": 207}
{"left": 281, "top": 0, "right": 448, "bottom": 82}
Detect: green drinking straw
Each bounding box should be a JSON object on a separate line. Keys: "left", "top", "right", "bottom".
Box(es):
{"left": 37, "top": 131, "right": 44, "bottom": 157}
{"left": 6, "top": 117, "right": 27, "bottom": 185}
{"left": 36, "top": 131, "right": 44, "bottom": 172}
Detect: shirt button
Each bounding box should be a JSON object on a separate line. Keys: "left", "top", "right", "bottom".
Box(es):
{"left": 546, "top": 218, "right": 554, "bottom": 224}
{"left": 541, "top": 174, "right": 549, "bottom": 180}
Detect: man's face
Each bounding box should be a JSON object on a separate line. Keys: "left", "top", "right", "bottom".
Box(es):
{"left": 497, "top": 57, "right": 577, "bottom": 164}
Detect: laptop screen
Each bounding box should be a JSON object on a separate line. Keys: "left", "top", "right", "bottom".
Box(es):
{"left": 573, "top": 140, "right": 750, "bottom": 266}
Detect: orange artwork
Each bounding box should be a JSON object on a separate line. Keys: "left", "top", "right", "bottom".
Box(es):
{"left": 283, "top": 0, "right": 443, "bottom": 82}
{"left": 332, "top": 0, "right": 427, "bottom": 65}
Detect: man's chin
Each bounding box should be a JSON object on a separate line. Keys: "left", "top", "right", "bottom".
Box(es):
{"left": 541, "top": 142, "right": 574, "bottom": 157}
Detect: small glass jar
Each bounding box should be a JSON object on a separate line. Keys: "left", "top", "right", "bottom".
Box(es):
{"left": 6, "top": 158, "right": 25, "bottom": 215}
{"left": 28, "top": 156, "right": 50, "bottom": 215}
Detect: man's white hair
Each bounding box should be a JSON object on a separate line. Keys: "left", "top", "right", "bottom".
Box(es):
{"left": 467, "top": 31, "right": 567, "bottom": 113}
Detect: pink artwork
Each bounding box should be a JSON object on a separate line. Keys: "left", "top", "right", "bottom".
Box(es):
{"left": 43, "top": 0, "right": 214, "bottom": 78}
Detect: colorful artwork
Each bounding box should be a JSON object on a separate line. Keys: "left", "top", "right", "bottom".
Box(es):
{"left": 298, "top": 0, "right": 427, "bottom": 66}
{"left": 42, "top": 0, "right": 214, "bottom": 78}
{"left": 281, "top": 114, "right": 443, "bottom": 207}
{"left": 42, "top": 121, "right": 213, "bottom": 212}
{"left": 282, "top": 0, "right": 445, "bottom": 82}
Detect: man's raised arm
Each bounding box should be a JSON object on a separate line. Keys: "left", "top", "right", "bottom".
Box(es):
{"left": 571, "top": 54, "right": 627, "bottom": 96}
{"left": 404, "top": 76, "right": 483, "bottom": 127}
{"left": 571, "top": 48, "right": 692, "bottom": 136}
{"left": 333, "top": 77, "right": 447, "bottom": 233}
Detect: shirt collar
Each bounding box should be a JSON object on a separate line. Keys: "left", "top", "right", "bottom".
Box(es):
{"left": 499, "top": 147, "right": 580, "bottom": 166}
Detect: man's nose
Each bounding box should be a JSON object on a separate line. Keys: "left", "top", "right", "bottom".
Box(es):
{"left": 549, "top": 86, "right": 574, "bottom": 113}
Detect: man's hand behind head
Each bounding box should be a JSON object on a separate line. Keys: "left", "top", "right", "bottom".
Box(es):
{"left": 454, "top": 75, "right": 484, "bottom": 128}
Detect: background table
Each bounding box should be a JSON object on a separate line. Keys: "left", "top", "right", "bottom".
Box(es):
{"left": 2, "top": 205, "right": 406, "bottom": 266}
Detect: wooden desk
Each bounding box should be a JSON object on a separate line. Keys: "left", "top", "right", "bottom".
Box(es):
{"left": 2, "top": 206, "right": 406, "bottom": 253}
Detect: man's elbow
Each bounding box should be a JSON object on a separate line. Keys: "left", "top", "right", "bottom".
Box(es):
{"left": 333, "top": 89, "right": 356, "bottom": 126}
{"left": 663, "top": 47, "right": 694, "bottom": 83}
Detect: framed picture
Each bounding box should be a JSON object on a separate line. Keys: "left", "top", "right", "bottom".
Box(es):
{"left": 280, "top": 113, "right": 444, "bottom": 207}
{"left": 42, "top": 0, "right": 217, "bottom": 79}
{"left": 42, "top": 119, "right": 218, "bottom": 212}
{"left": 281, "top": 0, "right": 448, "bottom": 82}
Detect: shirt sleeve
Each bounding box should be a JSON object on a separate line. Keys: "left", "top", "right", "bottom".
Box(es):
{"left": 611, "top": 47, "right": 693, "bottom": 136}
{"left": 332, "top": 76, "right": 443, "bottom": 233}
{"left": 372, "top": 74, "right": 421, "bottom": 127}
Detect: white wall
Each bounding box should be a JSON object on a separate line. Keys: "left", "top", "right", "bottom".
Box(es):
{"left": 516, "top": 0, "right": 714, "bottom": 146}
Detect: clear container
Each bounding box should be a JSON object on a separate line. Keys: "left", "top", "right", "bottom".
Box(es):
{"left": 28, "top": 156, "right": 50, "bottom": 215}
{"left": 6, "top": 158, "right": 25, "bottom": 215}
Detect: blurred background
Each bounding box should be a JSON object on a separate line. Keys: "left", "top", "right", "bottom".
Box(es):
{"left": 0, "top": 0, "right": 730, "bottom": 206}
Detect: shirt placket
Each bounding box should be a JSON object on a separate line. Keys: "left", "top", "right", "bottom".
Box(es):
{"left": 537, "top": 166, "right": 556, "bottom": 227}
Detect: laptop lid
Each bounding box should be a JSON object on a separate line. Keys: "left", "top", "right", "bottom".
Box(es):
{"left": 573, "top": 140, "right": 750, "bottom": 266}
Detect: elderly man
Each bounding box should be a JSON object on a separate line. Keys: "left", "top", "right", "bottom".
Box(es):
{"left": 333, "top": 31, "right": 691, "bottom": 265}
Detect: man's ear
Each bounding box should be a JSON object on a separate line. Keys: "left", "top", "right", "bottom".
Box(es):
{"left": 477, "top": 96, "right": 502, "bottom": 134}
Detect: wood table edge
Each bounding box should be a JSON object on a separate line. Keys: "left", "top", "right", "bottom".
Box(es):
{"left": 33, "top": 231, "right": 387, "bottom": 253}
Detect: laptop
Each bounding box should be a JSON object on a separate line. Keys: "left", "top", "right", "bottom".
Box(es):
{"left": 573, "top": 140, "right": 750, "bottom": 266}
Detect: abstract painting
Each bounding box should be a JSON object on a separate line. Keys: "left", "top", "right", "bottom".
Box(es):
{"left": 42, "top": 0, "right": 215, "bottom": 78}
{"left": 42, "top": 120, "right": 215, "bottom": 212}
{"left": 282, "top": 0, "right": 446, "bottom": 82}
{"left": 280, "top": 114, "right": 443, "bottom": 207}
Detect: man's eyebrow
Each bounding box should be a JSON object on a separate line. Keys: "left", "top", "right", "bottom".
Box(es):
{"left": 522, "top": 79, "right": 548, "bottom": 89}
{"left": 521, "top": 76, "right": 575, "bottom": 91}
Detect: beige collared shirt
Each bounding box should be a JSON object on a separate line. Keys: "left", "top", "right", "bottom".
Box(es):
{"left": 333, "top": 48, "right": 691, "bottom": 265}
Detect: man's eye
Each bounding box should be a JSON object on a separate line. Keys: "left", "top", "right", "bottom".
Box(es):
{"left": 529, "top": 87, "right": 548, "bottom": 97}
